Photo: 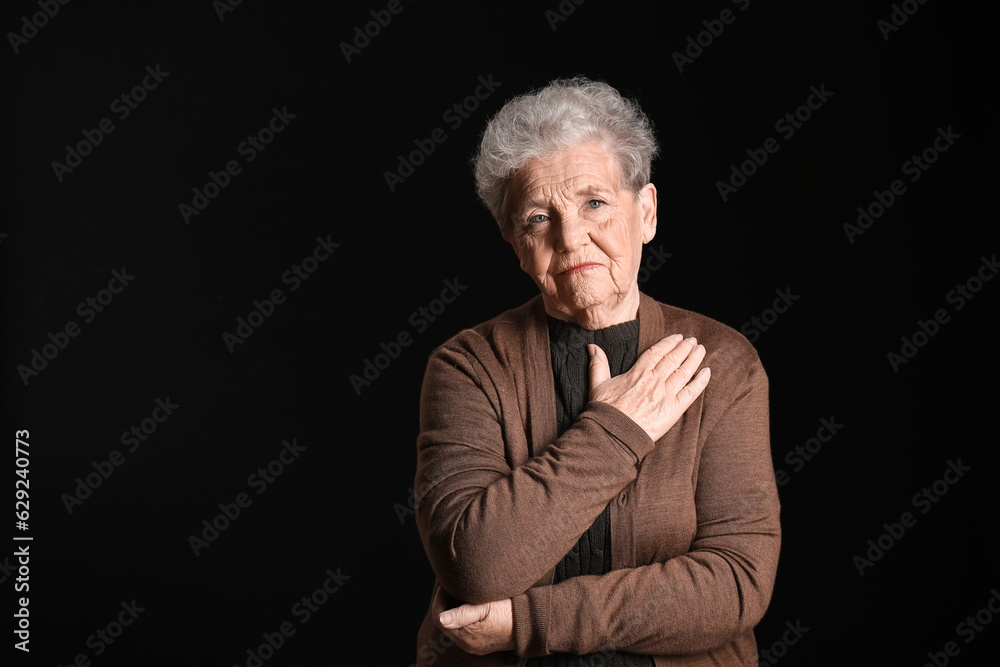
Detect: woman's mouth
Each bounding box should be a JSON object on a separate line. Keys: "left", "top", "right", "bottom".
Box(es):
{"left": 560, "top": 262, "right": 602, "bottom": 275}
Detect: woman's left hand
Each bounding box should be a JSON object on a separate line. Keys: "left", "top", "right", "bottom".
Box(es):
{"left": 432, "top": 584, "right": 515, "bottom": 655}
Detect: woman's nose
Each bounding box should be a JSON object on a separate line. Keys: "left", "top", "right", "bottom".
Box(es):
{"left": 554, "top": 213, "right": 587, "bottom": 252}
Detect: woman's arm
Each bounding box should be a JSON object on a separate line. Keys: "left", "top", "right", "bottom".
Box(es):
{"left": 507, "top": 359, "right": 779, "bottom": 657}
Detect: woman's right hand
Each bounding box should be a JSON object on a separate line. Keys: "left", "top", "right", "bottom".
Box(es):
{"left": 588, "top": 334, "right": 710, "bottom": 443}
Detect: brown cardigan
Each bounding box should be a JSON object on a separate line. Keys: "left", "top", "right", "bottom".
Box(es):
{"left": 415, "top": 293, "right": 780, "bottom": 666}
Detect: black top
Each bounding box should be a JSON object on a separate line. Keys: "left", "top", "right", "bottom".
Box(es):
{"left": 524, "top": 316, "right": 652, "bottom": 667}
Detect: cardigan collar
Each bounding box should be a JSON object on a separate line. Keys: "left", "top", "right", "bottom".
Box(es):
{"left": 525, "top": 291, "right": 665, "bottom": 354}
{"left": 521, "top": 292, "right": 666, "bottom": 457}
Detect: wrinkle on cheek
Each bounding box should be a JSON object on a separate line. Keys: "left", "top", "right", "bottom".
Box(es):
{"left": 609, "top": 269, "right": 627, "bottom": 295}
{"left": 595, "top": 213, "right": 634, "bottom": 292}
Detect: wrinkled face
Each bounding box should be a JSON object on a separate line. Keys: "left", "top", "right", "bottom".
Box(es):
{"left": 503, "top": 143, "right": 657, "bottom": 328}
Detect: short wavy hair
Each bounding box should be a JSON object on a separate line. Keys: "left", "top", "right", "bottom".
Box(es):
{"left": 473, "top": 76, "right": 659, "bottom": 234}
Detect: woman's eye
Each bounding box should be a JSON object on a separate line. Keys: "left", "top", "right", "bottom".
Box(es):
{"left": 588, "top": 200, "right": 604, "bottom": 209}
{"left": 528, "top": 214, "right": 547, "bottom": 224}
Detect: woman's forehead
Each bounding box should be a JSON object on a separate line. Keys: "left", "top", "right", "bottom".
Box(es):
{"left": 514, "top": 145, "right": 622, "bottom": 201}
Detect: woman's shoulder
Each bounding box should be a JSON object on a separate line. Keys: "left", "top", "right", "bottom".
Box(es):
{"left": 640, "top": 293, "right": 764, "bottom": 379}
{"left": 429, "top": 295, "right": 546, "bottom": 364}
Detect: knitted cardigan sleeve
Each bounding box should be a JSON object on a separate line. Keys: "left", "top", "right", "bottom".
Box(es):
{"left": 512, "top": 356, "right": 780, "bottom": 657}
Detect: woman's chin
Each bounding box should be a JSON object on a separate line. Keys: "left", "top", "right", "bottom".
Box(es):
{"left": 554, "top": 290, "right": 606, "bottom": 313}
{"left": 536, "top": 264, "right": 638, "bottom": 324}
{"left": 545, "top": 289, "right": 635, "bottom": 326}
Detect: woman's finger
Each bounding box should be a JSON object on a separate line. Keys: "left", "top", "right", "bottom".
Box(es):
{"left": 665, "top": 344, "right": 706, "bottom": 390}
{"left": 587, "top": 344, "right": 611, "bottom": 399}
{"left": 633, "top": 333, "right": 684, "bottom": 373}
{"left": 440, "top": 600, "right": 491, "bottom": 629}
{"left": 652, "top": 336, "right": 698, "bottom": 376}
{"left": 676, "top": 366, "right": 711, "bottom": 405}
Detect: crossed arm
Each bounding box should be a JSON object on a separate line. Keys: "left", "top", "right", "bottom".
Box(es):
{"left": 415, "top": 334, "right": 779, "bottom": 657}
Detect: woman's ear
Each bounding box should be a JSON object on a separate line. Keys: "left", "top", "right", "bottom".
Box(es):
{"left": 640, "top": 183, "right": 657, "bottom": 244}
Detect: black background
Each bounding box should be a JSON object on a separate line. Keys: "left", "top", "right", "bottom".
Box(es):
{"left": 3, "top": 0, "right": 998, "bottom": 665}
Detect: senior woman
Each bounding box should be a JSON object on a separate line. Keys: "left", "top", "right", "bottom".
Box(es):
{"left": 414, "top": 77, "right": 780, "bottom": 666}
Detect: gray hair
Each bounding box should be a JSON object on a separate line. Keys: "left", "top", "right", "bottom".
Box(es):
{"left": 473, "top": 76, "right": 659, "bottom": 234}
